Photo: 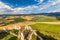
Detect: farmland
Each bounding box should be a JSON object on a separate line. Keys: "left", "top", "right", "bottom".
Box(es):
{"left": 31, "top": 23, "right": 60, "bottom": 40}
{"left": 0, "top": 16, "right": 60, "bottom": 40}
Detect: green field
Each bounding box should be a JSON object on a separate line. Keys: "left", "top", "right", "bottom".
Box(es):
{"left": 0, "top": 23, "right": 60, "bottom": 40}
{"left": 0, "top": 16, "right": 60, "bottom": 23}
{"left": 0, "top": 16, "right": 60, "bottom": 40}
{"left": 30, "top": 15, "right": 60, "bottom": 22}
{"left": 31, "top": 23, "right": 60, "bottom": 40}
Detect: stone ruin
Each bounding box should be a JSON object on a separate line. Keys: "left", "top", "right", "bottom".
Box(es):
{"left": 2, "top": 25, "right": 43, "bottom": 40}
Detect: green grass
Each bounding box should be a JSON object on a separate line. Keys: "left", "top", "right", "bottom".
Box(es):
{"left": 30, "top": 16, "right": 60, "bottom": 22}
{"left": 2, "top": 34, "right": 14, "bottom": 40}
{"left": 31, "top": 23, "right": 60, "bottom": 40}
{"left": 1, "top": 23, "right": 60, "bottom": 40}
{"left": 0, "top": 32, "right": 9, "bottom": 39}
{"left": 1, "top": 34, "right": 18, "bottom": 40}
{"left": 2, "top": 17, "right": 27, "bottom": 26}
{"left": 31, "top": 35, "right": 36, "bottom": 40}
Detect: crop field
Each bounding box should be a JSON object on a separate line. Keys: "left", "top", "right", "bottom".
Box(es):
{"left": 0, "top": 16, "right": 60, "bottom": 40}
{"left": 31, "top": 23, "right": 60, "bottom": 40}
{"left": 0, "top": 23, "right": 60, "bottom": 40}
{"left": 30, "top": 15, "right": 60, "bottom": 22}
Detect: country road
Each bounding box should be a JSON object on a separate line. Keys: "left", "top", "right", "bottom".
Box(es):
{"left": 0, "top": 22, "right": 60, "bottom": 30}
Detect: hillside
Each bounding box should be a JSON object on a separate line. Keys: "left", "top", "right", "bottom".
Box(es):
{"left": 0, "top": 16, "right": 60, "bottom": 40}
{"left": 30, "top": 15, "right": 60, "bottom": 22}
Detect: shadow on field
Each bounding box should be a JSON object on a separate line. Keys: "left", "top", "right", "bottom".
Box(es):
{"left": 55, "top": 16, "right": 60, "bottom": 20}
{"left": 0, "top": 31, "right": 9, "bottom": 39}
{"left": 9, "top": 36, "right": 17, "bottom": 40}
{"left": 36, "top": 31, "right": 57, "bottom": 40}
{"left": 1, "top": 18, "right": 27, "bottom": 26}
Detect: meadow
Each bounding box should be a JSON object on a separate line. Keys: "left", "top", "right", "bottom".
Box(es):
{"left": 0, "top": 23, "right": 60, "bottom": 40}
{"left": 30, "top": 15, "right": 60, "bottom": 22}
{"left": 0, "top": 16, "right": 60, "bottom": 40}
{"left": 31, "top": 23, "right": 60, "bottom": 40}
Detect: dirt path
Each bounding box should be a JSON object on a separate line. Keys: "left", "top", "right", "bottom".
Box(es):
{"left": 0, "top": 22, "right": 60, "bottom": 30}
{"left": 36, "top": 22, "right": 60, "bottom": 24}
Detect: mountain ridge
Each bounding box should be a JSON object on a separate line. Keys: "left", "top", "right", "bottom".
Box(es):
{"left": 0, "top": 12, "right": 60, "bottom": 16}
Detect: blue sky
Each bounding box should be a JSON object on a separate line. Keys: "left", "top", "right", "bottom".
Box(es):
{"left": 0, "top": 0, "right": 60, "bottom": 14}
{"left": 0, "top": 0, "right": 39, "bottom": 8}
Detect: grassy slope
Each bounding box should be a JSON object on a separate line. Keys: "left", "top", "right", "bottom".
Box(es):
{"left": 1, "top": 23, "right": 60, "bottom": 40}
{"left": 1, "top": 16, "right": 60, "bottom": 23}
{"left": 0, "top": 16, "right": 60, "bottom": 40}
{"left": 31, "top": 23, "right": 60, "bottom": 40}
{"left": 2, "top": 34, "right": 18, "bottom": 40}
{"left": 30, "top": 15, "right": 60, "bottom": 22}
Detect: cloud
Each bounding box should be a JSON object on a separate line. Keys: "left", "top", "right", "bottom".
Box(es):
{"left": 0, "top": 2, "right": 13, "bottom": 14}
{"left": 49, "top": 8, "right": 60, "bottom": 12}
{"left": 37, "top": 0, "right": 60, "bottom": 13}
{"left": 0, "top": 1, "right": 39, "bottom": 14}
{"left": 0, "top": 2, "right": 28, "bottom": 14}
{"left": 0, "top": 2, "right": 11, "bottom": 9}
{"left": 35, "top": 0, "right": 43, "bottom": 3}
{"left": 0, "top": 0, "right": 60, "bottom": 14}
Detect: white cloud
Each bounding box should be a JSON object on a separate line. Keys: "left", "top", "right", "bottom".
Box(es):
{"left": 49, "top": 8, "right": 60, "bottom": 12}
{"left": 0, "top": 0, "right": 60, "bottom": 14}
{"left": 0, "top": 2, "right": 39, "bottom": 14}
{"left": 35, "top": 0, "right": 43, "bottom": 3}
{"left": 0, "top": 2, "right": 11, "bottom": 9}
{"left": 37, "top": 0, "right": 60, "bottom": 13}
{"left": 0, "top": 2, "right": 28, "bottom": 14}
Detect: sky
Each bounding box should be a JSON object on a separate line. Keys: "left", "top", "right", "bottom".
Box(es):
{"left": 0, "top": 0, "right": 60, "bottom": 14}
